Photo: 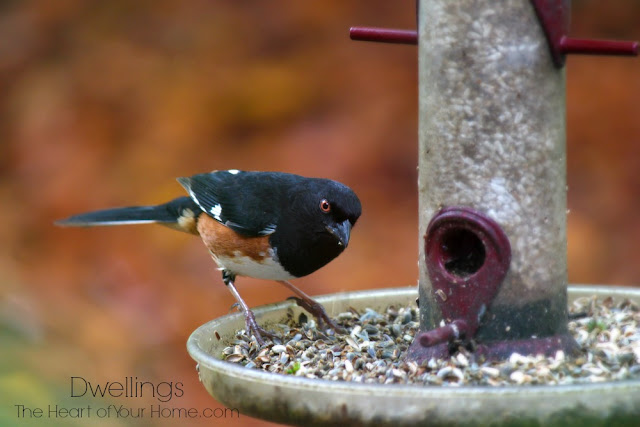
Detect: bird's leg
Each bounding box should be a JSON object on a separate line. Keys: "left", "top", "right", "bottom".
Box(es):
{"left": 222, "top": 271, "right": 276, "bottom": 345}
{"left": 277, "top": 280, "right": 346, "bottom": 333}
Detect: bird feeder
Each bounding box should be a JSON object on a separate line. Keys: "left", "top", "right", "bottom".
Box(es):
{"left": 188, "top": 1, "right": 640, "bottom": 424}
{"left": 353, "top": 0, "right": 638, "bottom": 362}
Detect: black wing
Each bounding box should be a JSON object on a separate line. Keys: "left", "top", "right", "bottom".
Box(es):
{"left": 177, "top": 170, "right": 281, "bottom": 237}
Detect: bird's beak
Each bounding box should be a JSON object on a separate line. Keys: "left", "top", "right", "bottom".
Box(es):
{"left": 326, "top": 220, "right": 352, "bottom": 248}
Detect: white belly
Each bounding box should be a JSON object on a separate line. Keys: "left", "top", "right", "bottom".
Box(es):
{"left": 211, "top": 250, "right": 295, "bottom": 280}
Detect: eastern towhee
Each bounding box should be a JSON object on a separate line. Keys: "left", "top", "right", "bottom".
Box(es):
{"left": 56, "top": 170, "right": 362, "bottom": 344}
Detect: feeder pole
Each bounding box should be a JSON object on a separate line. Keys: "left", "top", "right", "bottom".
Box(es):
{"left": 412, "top": 0, "right": 571, "bottom": 359}
{"left": 351, "top": 1, "right": 636, "bottom": 360}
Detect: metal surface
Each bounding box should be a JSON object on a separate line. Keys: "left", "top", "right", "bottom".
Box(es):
{"left": 416, "top": 0, "right": 569, "bottom": 347}
{"left": 350, "top": 0, "right": 637, "bottom": 363}
{"left": 559, "top": 37, "right": 639, "bottom": 57}
{"left": 188, "top": 286, "right": 640, "bottom": 426}
{"left": 530, "top": 0, "right": 639, "bottom": 66}
{"left": 408, "top": 207, "right": 512, "bottom": 361}
{"left": 349, "top": 27, "right": 417, "bottom": 45}
{"left": 350, "top": 2, "right": 639, "bottom": 66}
{"left": 529, "top": 0, "right": 571, "bottom": 66}
{"left": 410, "top": 207, "right": 579, "bottom": 361}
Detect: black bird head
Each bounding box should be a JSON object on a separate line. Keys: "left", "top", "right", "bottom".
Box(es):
{"left": 272, "top": 178, "right": 362, "bottom": 278}
{"left": 303, "top": 178, "right": 361, "bottom": 247}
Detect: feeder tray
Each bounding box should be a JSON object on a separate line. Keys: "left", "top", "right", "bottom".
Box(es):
{"left": 188, "top": 285, "right": 640, "bottom": 426}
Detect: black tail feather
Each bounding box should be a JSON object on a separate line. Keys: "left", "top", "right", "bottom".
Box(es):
{"left": 55, "top": 197, "right": 200, "bottom": 228}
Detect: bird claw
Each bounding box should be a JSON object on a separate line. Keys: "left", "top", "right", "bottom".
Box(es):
{"left": 287, "top": 296, "right": 346, "bottom": 334}
{"left": 243, "top": 310, "right": 277, "bottom": 346}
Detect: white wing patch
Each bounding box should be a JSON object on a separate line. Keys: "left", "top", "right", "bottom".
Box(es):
{"left": 227, "top": 169, "right": 240, "bottom": 175}
{"left": 210, "top": 204, "right": 223, "bottom": 221}
{"left": 188, "top": 189, "right": 204, "bottom": 210}
{"left": 259, "top": 224, "right": 277, "bottom": 235}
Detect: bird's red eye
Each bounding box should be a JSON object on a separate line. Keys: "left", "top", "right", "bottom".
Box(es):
{"left": 320, "top": 199, "right": 331, "bottom": 213}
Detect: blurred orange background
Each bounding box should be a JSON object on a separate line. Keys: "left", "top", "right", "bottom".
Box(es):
{"left": 1, "top": 1, "right": 639, "bottom": 426}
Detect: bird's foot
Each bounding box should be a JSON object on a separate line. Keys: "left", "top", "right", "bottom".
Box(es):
{"left": 243, "top": 309, "right": 278, "bottom": 346}
{"left": 287, "top": 296, "right": 346, "bottom": 334}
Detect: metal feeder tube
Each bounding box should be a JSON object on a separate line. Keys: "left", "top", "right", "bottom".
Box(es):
{"left": 411, "top": 0, "right": 572, "bottom": 360}
{"left": 351, "top": 1, "right": 638, "bottom": 360}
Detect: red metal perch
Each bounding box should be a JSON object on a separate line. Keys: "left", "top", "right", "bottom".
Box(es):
{"left": 560, "top": 37, "right": 638, "bottom": 56}
{"left": 349, "top": 27, "right": 417, "bottom": 45}
{"left": 351, "top": 15, "right": 637, "bottom": 68}
{"left": 530, "top": 0, "right": 638, "bottom": 66}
